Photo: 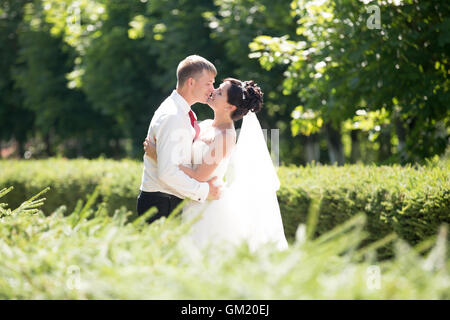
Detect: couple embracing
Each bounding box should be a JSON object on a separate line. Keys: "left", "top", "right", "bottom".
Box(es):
{"left": 137, "top": 55, "right": 287, "bottom": 251}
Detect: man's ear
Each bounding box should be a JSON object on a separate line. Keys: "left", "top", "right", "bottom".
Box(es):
{"left": 188, "top": 77, "right": 195, "bottom": 87}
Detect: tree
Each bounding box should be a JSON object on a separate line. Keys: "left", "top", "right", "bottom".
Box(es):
{"left": 0, "top": 0, "right": 34, "bottom": 157}
{"left": 81, "top": 0, "right": 159, "bottom": 157}
{"left": 250, "top": 0, "right": 450, "bottom": 163}
{"left": 13, "top": 0, "right": 123, "bottom": 157}
{"left": 206, "top": 0, "right": 305, "bottom": 164}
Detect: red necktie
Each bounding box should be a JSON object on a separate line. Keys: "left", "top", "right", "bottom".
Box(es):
{"left": 188, "top": 110, "right": 200, "bottom": 140}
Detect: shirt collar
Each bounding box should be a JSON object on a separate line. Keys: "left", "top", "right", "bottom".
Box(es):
{"left": 171, "top": 90, "right": 191, "bottom": 114}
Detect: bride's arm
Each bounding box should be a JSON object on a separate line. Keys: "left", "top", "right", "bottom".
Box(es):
{"left": 143, "top": 133, "right": 236, "bottom": 182}
{"left": 143, "top": 120, "right": 213, "bottom": 161}
{"left": 179, "top": 132, "right": 236, "bottom": 182}
{"left": 143, "top": 138, "right": 201, "bottom": 180}
{"left": 143, "top": 138, "right": 205, "bottom": 181}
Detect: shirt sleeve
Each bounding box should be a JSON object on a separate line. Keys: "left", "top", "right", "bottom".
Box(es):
{"left": 154, "top": 113, "right": 209, "bottom": 202}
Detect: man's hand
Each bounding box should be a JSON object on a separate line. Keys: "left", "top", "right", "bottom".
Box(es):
{"left": 207, "top": 176, "right": 221, "bottom": 200}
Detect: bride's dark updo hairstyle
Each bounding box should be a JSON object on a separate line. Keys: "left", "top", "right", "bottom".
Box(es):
{"left": 224, "top": 78, "right": 263, "bottom": 121}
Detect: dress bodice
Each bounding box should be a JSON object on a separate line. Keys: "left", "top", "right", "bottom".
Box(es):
{"left": 191, "top": 136, "right": 232, "bottom": 184}
{"left": 192, "top": 120, "right": 231, "bottom": 182}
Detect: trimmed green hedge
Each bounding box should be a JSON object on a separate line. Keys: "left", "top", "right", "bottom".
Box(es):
{"left": 1, "top": 157, "right": 449, "bottom": 259}
{"left": 276, "top": 159, "right": 450, "bottom": 258}
{"left": 0, "top": 159, "right": 143, "bottom": 221}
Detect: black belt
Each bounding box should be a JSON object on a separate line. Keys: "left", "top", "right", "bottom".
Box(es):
{"left": 140, "top": 190, "right": 181, "bottom": 200}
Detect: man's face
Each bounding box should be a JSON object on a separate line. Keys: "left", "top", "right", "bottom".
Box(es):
{"left": 192, "top": 70, "right": 215, "bottom": 104}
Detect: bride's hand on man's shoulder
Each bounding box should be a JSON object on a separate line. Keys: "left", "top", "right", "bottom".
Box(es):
{"left": 197, "top": 119, "right": 215, "bottom": 144}
{"left": 199, "top": 135, "right": 215, "bottom": 145}
{"left": 143, "top": 137, "right": 156, "bottom": 159}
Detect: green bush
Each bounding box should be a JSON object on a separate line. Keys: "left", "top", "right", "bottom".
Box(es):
{"left": 0, "top": 188, "right": 448, "bottom": 299}
{"left": 277, "top": 159, "right": 450, "bottom": 258}
{"left": 1, "top": 157, "right": 449, "bottom": 259}
{"left": 0, "top": 158, "right": 141, "bottom": 218}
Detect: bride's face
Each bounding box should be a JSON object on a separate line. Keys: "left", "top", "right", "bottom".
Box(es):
{"left": 207, "top": 81, "right": 235, "bottom": 115}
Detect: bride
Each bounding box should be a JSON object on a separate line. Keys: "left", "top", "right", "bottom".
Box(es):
{"left": 144, "top": 78, "right": 288, "bottom": 251}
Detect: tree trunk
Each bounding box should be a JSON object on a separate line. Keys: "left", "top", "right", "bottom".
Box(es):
{"left": 378, "top": 126, "right": 392, "bottom": 162}
{"left": 304, "top": 133, "right": 320, "bottom": 164}
{"left": 325, "top": 122, "right": 345, "bottom": 165}
{"left": 17, "top": 139, "right": 25, "bottom": 159}
{"left": 114, "top": 138, "right": 122, "bottom": 159}
{"left": 394, "top": 115, "right": 407, "bottom": 161}
{"left": 44, "top": 133, "right": 53, "bottom": 157}
{"left": 350, "top": 129, "right": 361, "bottom": 163}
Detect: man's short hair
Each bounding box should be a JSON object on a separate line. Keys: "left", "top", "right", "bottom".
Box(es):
{"left": 176, "top": 55, "right": 217, "bottom": 88}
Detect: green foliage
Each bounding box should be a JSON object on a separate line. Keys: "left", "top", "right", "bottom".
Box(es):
{"left": 0, "top": 185, "right": 448, "bottom": 299}
{"left": 82, "top": 23, "right": 158, "bottom": 157}
{"left": 9, "top": 0, "right": 122, "bottom": 157}
{"left": 144, "top": 0, "right": 220, "bottom": 93}
{"left": 250, "top": 0, "right": 450, "bottom": 162}
{"left": 277, "top": 158, "right": 450, "bottom": 258}
{"left": 0, "top": 158, "right": 140, "bottom": 216}
{"left": 1, "top": 158, "right": 448, "bottom": 260}
{"left": 207, "top": 0, "right": 303, "bottom": 163}
{"left": 1, "top": 0, "right": 307, "bottom": 163}
{"left": 1, "top": 0, "right": 449, "bottom": 163}
{"left": 0, "top": 0, "right": 34, "bottom": 152}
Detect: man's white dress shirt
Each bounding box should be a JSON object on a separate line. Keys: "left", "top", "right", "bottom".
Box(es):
{"left": 140, "top": 90, "right": 209, "bottom": 202}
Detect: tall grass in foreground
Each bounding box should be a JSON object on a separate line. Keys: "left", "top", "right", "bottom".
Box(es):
{"left": 0, "top": 187, "right": 448, "bottom": 299}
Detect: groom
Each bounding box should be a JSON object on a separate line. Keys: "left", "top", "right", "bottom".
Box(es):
{"left": 137, "top": 55, "right": 221, "bottom": 223}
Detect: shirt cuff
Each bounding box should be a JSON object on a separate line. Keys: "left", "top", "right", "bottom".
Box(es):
{"left": 196, "top": 182, "right": 209, "bottom": 202}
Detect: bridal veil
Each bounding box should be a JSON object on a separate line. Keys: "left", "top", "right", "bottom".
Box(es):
{"left": 225, "top": 112, "right": 288, "bottom": 251}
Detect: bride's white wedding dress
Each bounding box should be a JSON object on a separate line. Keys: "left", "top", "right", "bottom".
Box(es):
{"left": 181, "top": 114, "right": 288, "bottom": 252}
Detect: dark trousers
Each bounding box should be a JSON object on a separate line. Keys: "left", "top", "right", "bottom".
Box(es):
{"left": 136, "top": 190, "right": 183, "bottom": 224}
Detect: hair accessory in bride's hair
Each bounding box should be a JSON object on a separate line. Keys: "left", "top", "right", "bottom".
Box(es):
{"left": 240, "top": 82, "right": 246, "bottom": 100}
